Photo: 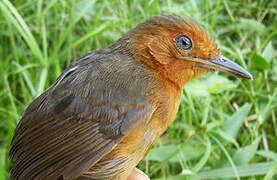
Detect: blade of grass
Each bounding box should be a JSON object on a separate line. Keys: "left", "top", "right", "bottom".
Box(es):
{"left": 223, "top": 103, "right": 252, "bottom": 139}
{"left": 211, "top": 135, "right": 240, "bottom": 180}
{"left": 209, "top": 0, "right": 221, "bottom": 34}
{"left": 51, "top": 0, "right": 97, "bottom": 59}
{"left": 198, "top": 162, "right": 276, "bottom": 179}
{"left": 3, "top": 77, "right": 19, "bottom": 121}
{"left": 12, "top": 62, "right": 36, "bottom": 97}
{"left": 37, "top": 68, "right": 48, "bottom": 96}
{"left": 58, "top": 23, "right": 113, "bottom": 58}
{"left": 1, "top": 0, "right": 44, "bottom": 65}
{"left": 0, "top": 148, "right": 5, "bottom": 180}
{"left": 264, "top": 162, "right": 277, "bottom": 180}
{"left": 37, "top": 18, "right": 49, "bottom": 95}
{"left": 192, "top": 136, "right": 211, "bottom": 173}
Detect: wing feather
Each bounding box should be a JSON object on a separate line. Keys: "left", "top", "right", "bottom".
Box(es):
{"left": 10, "top": 53, "right": 155, "bottom": 179}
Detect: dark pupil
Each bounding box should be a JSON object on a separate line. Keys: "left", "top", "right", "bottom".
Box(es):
{"left": 176, "top": 35, "right": 192, "bottom": 51}
{"left": 181, "top": 37, "right": 190, "bottom": 47}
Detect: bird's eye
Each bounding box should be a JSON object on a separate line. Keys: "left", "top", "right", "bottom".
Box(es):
{"left": 176, "top": 35, "right": 193, "bottom": 51}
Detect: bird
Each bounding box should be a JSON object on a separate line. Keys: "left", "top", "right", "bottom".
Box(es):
{"left": 9, "top": 14, "right": 252, "bottom": 180}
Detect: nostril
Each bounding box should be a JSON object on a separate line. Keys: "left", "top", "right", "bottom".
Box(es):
{"left": 221, "top": 57, "right": 227, "bottom": 62}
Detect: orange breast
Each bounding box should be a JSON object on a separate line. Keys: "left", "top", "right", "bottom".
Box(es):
{"left": 86, "top": 74, "right": 183, "bottom": 180}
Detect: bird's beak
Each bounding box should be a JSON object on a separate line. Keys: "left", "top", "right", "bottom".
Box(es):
{"left": 192, "top": 55, "right": 253, "bottom": 79}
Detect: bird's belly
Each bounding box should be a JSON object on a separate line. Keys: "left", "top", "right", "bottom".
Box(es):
{"left": 79, "top": 126, "right": 156, "bottom": 180}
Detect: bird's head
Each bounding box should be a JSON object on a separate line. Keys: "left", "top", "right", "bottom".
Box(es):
{"left": 128, "top": 14, "right": 252, "bottom": 87}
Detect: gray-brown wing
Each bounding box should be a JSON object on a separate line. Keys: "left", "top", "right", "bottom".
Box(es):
{"left": 10, "top": 53, "right": 154, "bottom": 180}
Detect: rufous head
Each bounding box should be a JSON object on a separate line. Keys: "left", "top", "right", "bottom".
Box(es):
{"left": 128, "top": 14, "right": 252, "bottom": 87}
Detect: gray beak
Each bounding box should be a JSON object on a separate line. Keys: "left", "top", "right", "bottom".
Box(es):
{"left": 207, "top": 56, "right": 253, "bottom": 79}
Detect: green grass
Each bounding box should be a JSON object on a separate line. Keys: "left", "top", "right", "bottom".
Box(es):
{"left": 0, "top": 0, "right": 276, "bottom": 179}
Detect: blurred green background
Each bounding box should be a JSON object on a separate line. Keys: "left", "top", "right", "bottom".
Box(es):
{"left": 0, "top": 0, "right": 276, "bottom": 179}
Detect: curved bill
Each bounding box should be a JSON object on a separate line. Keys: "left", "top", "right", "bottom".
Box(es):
{"left": 191, "top": 55, "right": 253, "bottom": 79}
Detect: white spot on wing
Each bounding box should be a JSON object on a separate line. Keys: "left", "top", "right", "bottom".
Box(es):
{"left": 53, "top": 65, "right": 79, "bottom": 88}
